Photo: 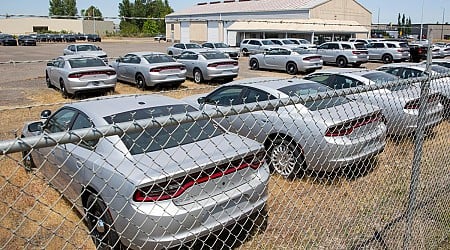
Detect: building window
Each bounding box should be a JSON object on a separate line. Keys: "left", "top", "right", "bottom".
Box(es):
{"left": 33, "top": 26, "right": 49, "bottom": 32}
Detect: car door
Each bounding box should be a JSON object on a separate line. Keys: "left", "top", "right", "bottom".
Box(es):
{"left": 174, "top": 44, "right": 186, "bottom": 55}
{"left": 50, "top": 57, "right": 65, "bottom": 87}
{"left": 260, "top": 48, "right": 278, "bottom": 69}
{"left": 369, "top": 42, "right": 384, "bottom": 60}
{"left": 177, "top": 52, "right": 198, "bottom": 78}
{"left": 264, "top": 48, "right": 287, "bottom": 70}
{"left": 118, "top": 54, "right": 139, "bottom": 82}
{"left": 39, "top": 108, "right": 78, "bottom": 193}
{"left": 317, "top": 43, "right": 332, "bottom": 63}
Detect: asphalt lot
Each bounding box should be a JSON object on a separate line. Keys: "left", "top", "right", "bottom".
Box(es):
{"left": 0, "top": 38, "right": 385, "bottom": 108}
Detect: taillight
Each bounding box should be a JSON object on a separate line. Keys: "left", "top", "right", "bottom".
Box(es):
{"left": 68, "top": 70, "right": 115, "bottom": 78}
{"left": 404, "top": 94, "right": 441, "bottom": 109}
{"left": 303, "top": 56, "right": 321, "bottom": 61}
{"left": 207, "top": 61, "right": 238, "bottom": 67}
{"left": 352, "top": 50, "right": 367, "bottom": 55}
{"left": 325, "top": 112, "right": 383, "bottom": 137}
{"left": 150, "top": 66, "right": 185, "bottom": 72}
{"left": 133, "top": 152, "right": 264, "bottom": 202}
{"left": 208, "top": 63, "right": 218, "bottom": 67}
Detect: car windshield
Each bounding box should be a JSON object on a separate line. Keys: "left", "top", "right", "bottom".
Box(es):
{"left": 214, "top": 43, "right": 229, "bottom": 48}
{"left": 278, "top": 83, "right": 350, "bottom": 111}
{"left": 354, "top": 43, "right": 367, "bottom": 49}
{"left": 292, "top": 48, "right": 313, "bottom": 54}
{"left": 200, "top": 52, "right": 229, "bottom": 59}
{"left": 77, "top": 45, "right": 99, "bottom": 51}
{"left": 68, "top": 58, "right": 106, "bottom": 68}
{"left": 361, "top": 72, "right": 411, "bottom": 91}
{"left": 186, "top": 43, "right": 201, "bottom": 49}
{"left": 262, "top": 40, "right": 275, "bottom": 45}
{"left": 104, "top": 105, "right": 223, "bottom": 155}
{"left": 143, "top": 54, "right": 175, "bottom": 63}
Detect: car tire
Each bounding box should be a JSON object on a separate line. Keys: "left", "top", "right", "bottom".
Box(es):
{"left": 193, "top": 69, "right": 204, "bottom": 84}
{"left": 250, "top": 59, "right": 259, "bottom": 70}
{"left": 242, "top": 49, "right": 249, "bottom": 57}
{"left": 336, "top": 57, "right": 348, "bottom": 68}
{"left": 268, "top": 137, "right": 305, "bottom": 179}
{"left": 85, "top": 193, "right": 121, "bottom": 250}
{"left": 21, "top": 136, "right": 36, "bottom": 171}
{"left": 286, "top": 62, "right": 298, "bottom": 75}
{"left": 353, "top": 62, "right": 362, "bottom": 68}
{"left": 168, "top": 51, "right": 173, "bottom": 56}
{"left": 382, "top": 54, "right": 393, "bottom": 64}
{"left": 135, "top": 74, "right": 146, "bottom": 90}
{"left": 60, "top": 79, "right": 70, "bottom": 98}
{"left": 46, "top": 72, "right": 52, "bottom": 88}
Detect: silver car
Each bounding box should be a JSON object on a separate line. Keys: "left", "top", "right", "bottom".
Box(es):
{"left": 305, "top": 69, "right": 444, "bottom": 135}
{"left": 288, "top": 38, "right": 317, "bottom": 51}
{"left": 240, "top": 39, "right": 281, "bottom": 56}
{"left": 249, "top": 47, "right": 322, "bottom": 75}
{"left": 316, "top": 42, "right": 369, "bottom": 67}
{"left": 45, "top": 55, "right": 116, "bottom": 98}
{"left": 166, "top": 43, "right": 203, "bottom": 56}
{"left": 63, "top": 43, "right": 108, "bottom": 63}
{"left": 202, "top": 42, "right": 240, "bottom": 60}
{"left": 21, "top": 94, "right": 269, "bottom": 249}
{"left": 109, "top": 52, "right": 186, "bottom": 89}
{"left": 176, "top": 49, "right": 239, "bottom": 83}
{"left": 366, "top": 41, "right": 410, "bottom": 63}
{"left": 376, "top": 63, "right": 450, "bottom": 114}
{"left": 184, "top": 78, "right": 387, "bottom": 177}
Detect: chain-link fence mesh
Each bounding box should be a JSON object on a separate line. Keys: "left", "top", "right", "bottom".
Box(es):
{"left": 0, "top": 71, "right": 449, "bottom": 249}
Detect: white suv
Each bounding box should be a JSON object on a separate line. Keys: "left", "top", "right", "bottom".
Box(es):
{"left": 367, "top": 41, "right": 410, "bottom": 63}
{"left": 316, "top": 42, "right": 369, "bottom": 67}
{"left": 240, "top": 39, "right": 280, "bottom": 56}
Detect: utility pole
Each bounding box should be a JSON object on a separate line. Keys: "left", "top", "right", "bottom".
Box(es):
{"left": 419, "top": 0, "right": 424, "bottom": 40}
{"left": 93, "top": 8, "right": 96, "bottom": 34}
{"left": 442, "top": 8, "right": 445, "bottom": 40}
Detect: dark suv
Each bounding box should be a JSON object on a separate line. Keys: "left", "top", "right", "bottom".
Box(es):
{"left": 87, "top": 34, "right": 101, "bottom": 42}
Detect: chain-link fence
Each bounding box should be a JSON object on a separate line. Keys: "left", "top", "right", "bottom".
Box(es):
{"left": 0, "top": 70, "right": 449, "bottom": 249}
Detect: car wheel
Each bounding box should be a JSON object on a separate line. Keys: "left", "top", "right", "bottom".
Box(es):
{"left": 135, "top": 74, "right": 146, "bottom": 90}
{"left": 60, "top": 79, "right": 70, "bottom": 98}
{"left": 286, "top": 62, "right": 298, "bottom": 75}
{"left": 193, "top": 69, "right": 204, "bottom": 84}
{"left": 85, "top": 193, "right": 121, "bottom": 249}
{"left": 21, "top": 137, "right": 36, "bottom": 172}
{"left": 336, "top": 57, "right": 348, "bottom": 68}
{"left": 250, "top": 59, "right": 259, "bottom": 70}
{"left": 168, "top": 51, "right": 173, "bottom": 56}
{"left": 353, "top": 63, "right": 362, "bottom": 68}
{"left": 382, "top": 54, "right": 393, "bottom": 64}
{"left": 268, "top": 137, "right": 304, "bottom": 179}
{"left": 46, "top": 72, "right": 52, "bottom": 88}
{"left": 242, "top": 49, "right": 249, "bottom": 57}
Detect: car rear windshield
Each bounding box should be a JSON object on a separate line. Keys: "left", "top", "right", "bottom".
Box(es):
{"left": 399, "top": 43, "right": 409, "bottom": 48}
{"left": 68, "top": 58, "right": 106, "bottom": 68}
{"left": 186, "top": 43, "right": 201, "bottom": 49}
{"left": 361, "top": 72, "right": 411, "bottom": 91}
{"left": 200, "top": 52, "right": 229, "bottom": 60}
{"left": 278, "top": 83, "right": 350, "bottom": 111}
{"left": 77, "top": 45, "right": 99, "bottom": 51}
{"left": 282, "top": 40, "right": 295, "bottom": 44}
{"left": 214, "top": 43, "right": 229, "bottom": 48}
{"left": 104, "top": 105, "right": 223, "bottom": 155}
{"left": 143, "top": 54, "right": 175, "bottom": 63}
{"left": 354, "top": 43, "right": 367, "bottom": 49}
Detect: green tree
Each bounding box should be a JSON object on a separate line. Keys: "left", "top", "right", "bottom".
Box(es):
{"left": 142, "top": 19, "right": 160, "bottom": 35}
{"left": 397, "top": 13, "right": 401, "bottom": 35}
{"left": 81, "top": 6, "right": 104, "bottom": 21}
{"left": 49, "top": 0, "right": 77, "bottom": 18}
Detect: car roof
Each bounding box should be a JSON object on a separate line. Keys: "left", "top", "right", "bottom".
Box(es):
{"left": 67, "top": 94, "right": 190, "bottom": 120}
{"left": 224, "top": 77, "right": 323, "bottom": 92}
{"left": 310, "top": 68, "right": 371, "bottom": 74}
{"left": 58, "top": 55, "right": 100, "bottom": 60}
{"left": 127, "top": 51, "right": 166, "bottom": 56}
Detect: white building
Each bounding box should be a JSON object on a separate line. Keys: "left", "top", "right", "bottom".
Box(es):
{"left": 0, "top": 18, "right": 114, "bottom": 35}
{"left": 165, "top": 0, "right": 372, "bottom": 46}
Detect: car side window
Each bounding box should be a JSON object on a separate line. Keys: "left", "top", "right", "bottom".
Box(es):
{"left": 68, "top": 45, "right": 75, "bottom": 51}
{"left": 330, "top": 43, "right": 340, "bottom": 49}
{"left": 386, "top": 43, "right": 396, "bottom": 48}
{"left": 56, "top": 58, "right": 65, "bottom": 68}
{"left": 341, "top": 44, "right": 351, "bottom": 50}
{"left": 318, "top": 44, "right": 329, "bottom": 49}
{"left": 266, "top": 49, "right": 278, "bottom": 55}
{"left": 206, "top": 86, "right": 244, "bottom": 106}
{"left": 271, "top": 40, "right": 282, "bottom": 45}
{"left": 243, "top": 88, "right": 275, "bottom": 104}
{"left": 203, "top": 43, "right": 213, "bottom": 48}
{"left": 373, "top": 43, "right": 385, "bottom": 48}
{"left": 279, "top": 48, "right": 291, "bottom": 55}
{"left": 378, "top": 67, "right": 401, "bottom": 76}
{"left": 401, "top": 68, "right": 424, "bottom": 79}
{"left": 71, "top": 113, "right": 98, "bottom": 148}
{"left": 174, "top": 44, "right": 185, "bottom": 49}
{"left": 46, "top": 109, "right": 78, "bottom": 133}
{"left": 304, "top": 74, "right": 333, "bottom": 85}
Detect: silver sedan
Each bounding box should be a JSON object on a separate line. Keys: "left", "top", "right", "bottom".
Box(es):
{"left": 249, "top": 47, "right": 323, "bottom": 75}
{"left": 184, "top": 78, "right": 387, "bottom": 178}
{"left": 21, "top": 94, "right": 269, "bottom": 249}
{"left": 305, "top": 69, "right": 444, "bottom": 135}
{"left": 45, "top": 55, "right": 116, "bottom": 98}
{"left": 109, "top": 52, "right": 186, "bottom": 89}
{"left": 176, "top": 49, "right": 239, "bottom": 83}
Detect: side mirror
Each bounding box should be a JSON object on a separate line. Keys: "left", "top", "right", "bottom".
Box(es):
{"left": 173, "top": 55, "right": 180, "bottom": 59}
{"left": 197, "top": 97, "right": 206, "bottom": 104}
{"left": 116, "top": 57, "right": 122, "bottom": 63}
{"left": 40, "top": 109, "right": 52, "bottom": 120}
{"left": 97, "top": 46, "right": 102, "bottom": 50}
{"left": 28, "top": 121, "right": 43, "bottom": 133}
{"left": 47, "top": 61, "right": 54, "bottom": 67}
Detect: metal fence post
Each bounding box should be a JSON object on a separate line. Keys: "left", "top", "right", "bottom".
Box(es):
{"left": 403, "top": 30, "right": 433, "bottom": 249}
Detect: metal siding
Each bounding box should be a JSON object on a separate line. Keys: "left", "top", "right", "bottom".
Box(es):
{"left": 207, "top": 21, "right": 219, "bottom": 42}
{"left": 180, "top": 22, "right": 190, "bottom": 43}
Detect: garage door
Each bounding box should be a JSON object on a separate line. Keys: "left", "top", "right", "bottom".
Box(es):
{"left": 180, "top": 22, "right": 190, "bottom": 43}
{"left": 207, "top": 21, "right": 219, "bottom": 42}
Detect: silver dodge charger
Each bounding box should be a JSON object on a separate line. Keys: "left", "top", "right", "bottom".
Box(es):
{"left": 21, "top": 94, "right": 269, "bottom": 249}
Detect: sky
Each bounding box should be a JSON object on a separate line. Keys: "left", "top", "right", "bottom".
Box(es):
{"left": 1, "top": 0, "right": 449, "bottom": 24}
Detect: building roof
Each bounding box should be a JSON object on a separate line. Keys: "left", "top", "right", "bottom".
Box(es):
{"left": 227, "top": 19, "right": 369, "bottom": 33}
{"left": 167, "top": 0, "right": 329, "bottom": 16}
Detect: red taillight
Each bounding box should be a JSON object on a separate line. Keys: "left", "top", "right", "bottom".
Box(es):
{"left": 68, "top": 70, "right": 115, "bottom": 78}
{"left": 150, "top": 65, "right": 186, "bottom": 72}
{"left": 303, "top": 56, "right": 321, "bottom": 61}
{"left": 207, "top": 61, "right": 238, "bottom": 67}
{"left": 325, "top": 112, "right": 384, "bottom": 137}
{"left": 133, "top": 152, "right": 264, "bottom": 202}
{"left": 352, "top": 50, "right": 367, "bottom": 55}
{"left": 404, "top": 94, "right": 441, "bottom": 109}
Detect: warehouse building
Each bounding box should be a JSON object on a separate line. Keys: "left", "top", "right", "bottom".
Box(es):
{"left": 0, "top": 18, "right": 114, "bottom": 36}
{"left": 165, "top": 0, "right": 372, "bottom": 46}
